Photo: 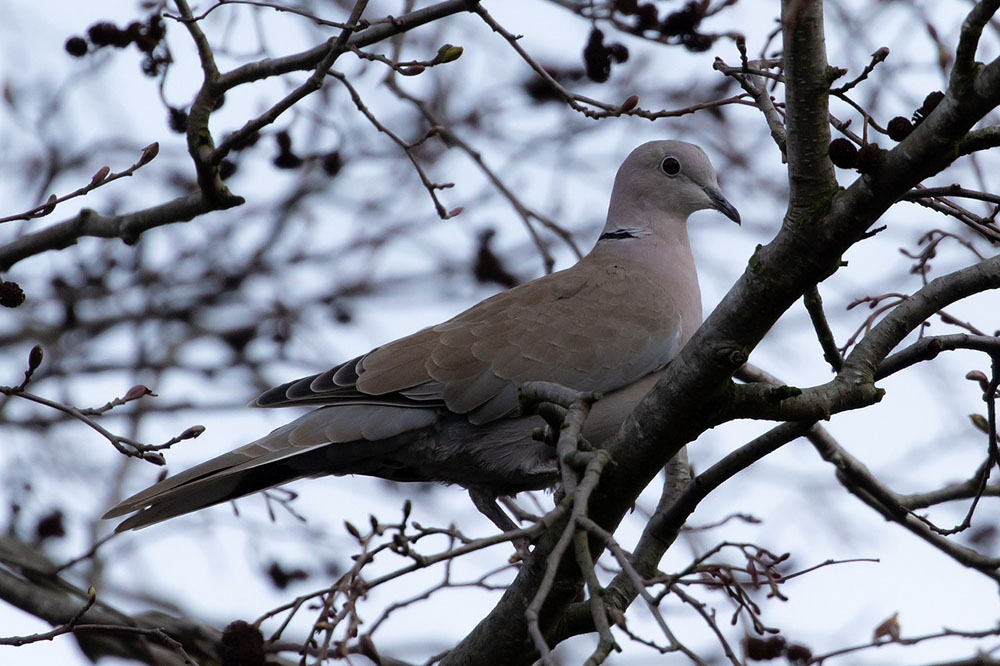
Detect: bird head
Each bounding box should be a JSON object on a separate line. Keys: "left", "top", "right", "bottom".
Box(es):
{"left": 604, "top": 140, "right": 741, "bottom": 233}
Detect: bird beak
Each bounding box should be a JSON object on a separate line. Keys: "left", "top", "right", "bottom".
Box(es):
{"left": 704, "top": 186, "right": 741, "bottom": 225}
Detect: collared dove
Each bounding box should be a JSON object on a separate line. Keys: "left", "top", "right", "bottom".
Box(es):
{"left": 104, "top": 140, "right": 740, "bottom": 533}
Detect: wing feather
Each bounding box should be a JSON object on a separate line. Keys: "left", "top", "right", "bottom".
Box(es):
{"left": 250, "top": 257, "right": 683, "bottom": 425}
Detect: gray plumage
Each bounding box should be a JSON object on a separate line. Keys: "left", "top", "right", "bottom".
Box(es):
{"left": 104, "top": 140, "right": 739, "bottom": 532}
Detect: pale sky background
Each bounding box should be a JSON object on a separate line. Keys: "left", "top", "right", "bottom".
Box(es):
{"left": 1, "top": 1, "right": 999, "bottom": 664}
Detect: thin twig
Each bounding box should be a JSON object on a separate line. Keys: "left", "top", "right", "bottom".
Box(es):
{"left": 830, "top": 46, "right": 890, "bottom": 94}
{"left": 329, "top": 70, "right": 458, "bottom": 220}
{"left": 0, "top": 144, "right": 159, "bottom": 225}
{"left": 803, "top": 285, "right": 844, "bottom": 372}
{"left": 385, "top": 78, "right": 578, "bottom": 269}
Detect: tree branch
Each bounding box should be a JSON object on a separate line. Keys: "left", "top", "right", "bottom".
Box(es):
{"left": 211, "top": 0, "right": 483, "bottom": 102}
{"left": 806, "top": 428, "right": 1000, "bottom": 582}
{"left": 781, "top": 0, "right": 838, "bottom": 222}
{"left": 959, "top": 126, "right": 1000, "bottom": 155}
{"left": 208, "top": 0, "right": 370, "bottom": 162}
{"left": 443, "top": 2, "right": 1000, "bottom": 659}
{"left": 0, "top": 192, "right": 242, "bottom": 272}
{"left": 950, "top": 1, "right": 1000, "bottom": 95}
{"left": 844, "top": 254, "right": 1000, "bottom": 382}
{"left": 877, "top": 334, "right": 1000, "bottom": 380}
{"left": 0, "top": 536, "right": 228, "bottom": 664}
{"left": 900, "top": 481, "right": 1000, "bottom": 511}
{"left": 713, "top": 56, "right": 787, "bottom": 156}
{"left": 551, "top": 422, "right": 813, "bottom": 644}
{"left": 803, "top": 285, "right": 844, "bottom": 372}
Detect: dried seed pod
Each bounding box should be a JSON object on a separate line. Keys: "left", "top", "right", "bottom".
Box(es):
{"left": 65, "top": 36, "right": 88, "bottom": 57}
{"left": 583, "top": 28, "right": 612, "bottom": 82}
{"left": 886, "top": 116, "right": 914, "bottom": 141}
{"left": 0, "top": 281, "right": 26, "bottom": 308}
{"left": 856, "top": 143, "right": 884, "bottom": 174}
{"left": 912, "top": 90, "right": 944, "bottom": 124}
{"left": 828, "top": 138, "right": 859, "bottom": 168}
{"left": 219, "top": 620, "right": 265, "bottom": 666}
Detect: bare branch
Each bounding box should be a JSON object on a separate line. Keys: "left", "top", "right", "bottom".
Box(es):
{"left": 0, "top": 144, "right": 159, "bottom": 225}
{"left": 0, "top": 385, "right": 200, "bottom": 463}
{"left": 202, "top": 1, "right": 369, "bottom": 169}
{"left": 781, "top": 0, "right": 838, "bottom": 217}
{"left": 844, "top": 255, "right": 1000, "bottom": 382}
{"left": 950, "top": 1, "right": 1000, "bottom": 94}
{"left": 476, "top": 5, "right": 748, "bottom": 122}
{"left": 807, "top": 427, "right": 1000, "bottom": 582}
{"left": 803, "top": 285, "right": 844, "bottom": 372}
{"left": 808, "top": 622, "right": 1000, "bottom": 664}
{"left": 329, "top": 70, "right": 458, "bottom": 220}
{"left": 903, "top": 185, "right": 1000, "bottom": 207}
{"left": 211, "top": 0, "right": 484, "bottom": 153}
{"left": 960, "top": 126, "right": 1000, "bottom": 155}
{"left": 831, "top": 46, "right": 890, "bottom": 94}
{"left": 0, "top": 191, "right": 242, "bottom": 272}
{"left": 877, "top": 334, "right": 1000, "bottom": 380}
{"left": 385, "top": 78, "right": 579, "bottom": 269}
{"left": 0, "top": 540, "right": 226, "bottom": 665}
{"left": 900, "top": 481, "right": 1000, "bottom": 510}
{"left": 713, "top": 56, "right": 787, "bottom": 156}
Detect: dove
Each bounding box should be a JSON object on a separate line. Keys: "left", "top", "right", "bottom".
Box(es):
{"left": 104, "top": 140, "right": 740, "bottom": 534}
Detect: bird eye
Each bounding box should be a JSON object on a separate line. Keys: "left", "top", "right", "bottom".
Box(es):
{"left": 660, "top": 156, "right": 681, "bottom": 176}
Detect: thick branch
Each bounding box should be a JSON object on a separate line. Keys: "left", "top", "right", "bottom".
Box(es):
{"left": 213, "top": 0, "right": 482, "bottom": 93}
{"left": 959, "top": 126, "right": 1000, "bottom": 155}
{"left": 845, "top": 255, "right": 1000, "bottom": 382}
{"left": 0, "top": 536, "right": 227, "bottom": 664}
{"left": 0, "top": 192, "right": 242, "bottom": 272}
{"left": 781, "top": 0, "right": 838, "bottom": 223}
{"left": 724, "top": 376, "right": 880, "bottom": 422}
{"left": 447, "top": 9, "right": 1000, "bottom": 660}
{"left": 727, "top": 258, "right": 1000, "bottom": 421}
{"left": 174, "top": 0, "right": 236, "bottom": 203}
{"left": 877, "top": 334, "right": 1000, "bottom": 380}
{"left": 950, "top": 1, "right": 1000, "bottom": 94}
{"left": 551, "top": 422, "right": 812, "bottom": 643}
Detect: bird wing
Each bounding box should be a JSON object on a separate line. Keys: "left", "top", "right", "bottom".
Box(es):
{"left": 254, "top": 255, "right": 684, "bottom": 426}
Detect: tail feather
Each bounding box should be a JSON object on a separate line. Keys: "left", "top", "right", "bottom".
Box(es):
{"left": 105, "top": 435, "right": 417, "bottom": 531}
{"left": 105, "top": 404, "right": 440, "bottom": 531}
{"left": 111, "top": 454, "right": 318, "bottom": 532}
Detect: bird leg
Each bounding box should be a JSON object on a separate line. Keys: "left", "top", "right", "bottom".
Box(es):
{"left": 469, "top": 489, "right": 519, "bottom": 532}
{"left": 469, "top": 489, "right": 531, "bottom": 559}
{"left": 500, "top": 495, "right": 541, "bottom": 523}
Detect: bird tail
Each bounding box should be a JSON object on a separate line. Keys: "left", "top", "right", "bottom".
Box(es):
{"left": 102, "top": 419, "right": 415, "bottom": 532}
{"left": 103, "top": 451, "right": 311, "bottom": 532}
